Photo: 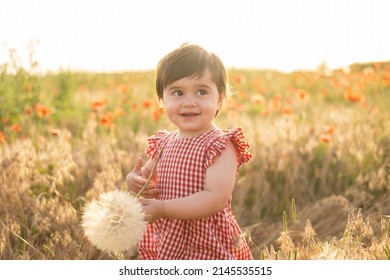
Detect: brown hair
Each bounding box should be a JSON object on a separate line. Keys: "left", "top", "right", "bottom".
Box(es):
{"left": 155, "top": 43, "right": 228, "bottom": 104}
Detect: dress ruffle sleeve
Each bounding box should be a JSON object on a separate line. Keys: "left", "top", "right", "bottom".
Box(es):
{"left": 145, "top": 130, "right": 170, "bottom": 160}
{"left": 205, "top": 128, "right": 252, "bottom": 169}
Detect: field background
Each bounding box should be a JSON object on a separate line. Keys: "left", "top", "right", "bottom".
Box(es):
{"left": 1, "top": 48, "right": 390, "bottom": 260}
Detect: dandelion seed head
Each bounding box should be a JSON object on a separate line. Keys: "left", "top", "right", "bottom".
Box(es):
{"left": 82, "top": 190, "right": 146, "bottom": 255}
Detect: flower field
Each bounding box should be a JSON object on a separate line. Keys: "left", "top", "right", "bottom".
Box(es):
{"left": 1, "top": 50, "right": 390, "bottom": 259}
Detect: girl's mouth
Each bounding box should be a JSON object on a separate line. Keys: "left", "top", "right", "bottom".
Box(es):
{"left": 180, "top": 113, "right": 200, "bottom": 117}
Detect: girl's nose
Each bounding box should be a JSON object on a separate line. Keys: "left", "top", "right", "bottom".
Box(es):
{"left": 182, "top": 96, "right": 196, "bottom": 107}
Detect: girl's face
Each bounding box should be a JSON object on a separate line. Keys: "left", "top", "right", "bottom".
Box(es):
{"left": 162, "top": 69, "right": 223, "bottom": 138}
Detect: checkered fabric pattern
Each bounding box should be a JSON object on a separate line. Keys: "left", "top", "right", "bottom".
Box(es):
{"left": 138, "top": 128, "right": 253, "bottom": 260}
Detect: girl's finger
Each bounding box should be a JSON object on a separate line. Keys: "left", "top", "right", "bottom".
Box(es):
{"left": 140, "top": 188, "right": 160, "bottom": 197}
{"left": 132, "top": 158, "right": 143, "bottom": 174}
{"left": 135, "top": 175, "right": 147, "bottom": 184}
{"left": 138, "top": 198, "right": 150, "bottom": 206}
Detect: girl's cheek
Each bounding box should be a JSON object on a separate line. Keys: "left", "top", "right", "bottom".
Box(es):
{"left": 164, "top": 102, "right": 176, "bottom": 111}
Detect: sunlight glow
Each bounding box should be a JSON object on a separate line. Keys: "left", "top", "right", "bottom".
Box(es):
{"left": 1, "top": 0, "right": 389, "bottom": 73}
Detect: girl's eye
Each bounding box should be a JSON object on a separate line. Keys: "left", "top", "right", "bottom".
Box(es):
{"left": 173, "top": 90, "right": 183, "bottom": 96}
{"left": 197, "top": 90, "right": 208, "bottom": 96}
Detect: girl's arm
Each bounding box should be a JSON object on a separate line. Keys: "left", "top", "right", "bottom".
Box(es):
{"left": 140, "top": 140, "right": 238, "bottom": 222}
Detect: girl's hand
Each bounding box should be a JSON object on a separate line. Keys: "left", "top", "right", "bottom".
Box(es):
{"left": 139, "top": 198, "right": 164, "bottom": 223}
{"left": 126, "top": 158, "right": 160, "bottom": 198}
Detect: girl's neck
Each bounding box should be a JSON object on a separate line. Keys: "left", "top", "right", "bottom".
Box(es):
{"left": 175, "top": 123, "right": 219, "bottom": 139}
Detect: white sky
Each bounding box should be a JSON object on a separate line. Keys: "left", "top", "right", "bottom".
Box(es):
{"left": 1, "top": 0, "right": 389, "bottom": 73}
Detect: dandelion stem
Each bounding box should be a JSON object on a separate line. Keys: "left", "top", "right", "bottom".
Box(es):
{"left": 135, "top": 149, "right": 163, "bottom": 198}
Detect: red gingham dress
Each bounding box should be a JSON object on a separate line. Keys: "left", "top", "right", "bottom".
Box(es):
{"left": 138, "top": 128, "right": 253, "bottom": 260}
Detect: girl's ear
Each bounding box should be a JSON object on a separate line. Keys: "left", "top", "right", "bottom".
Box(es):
{"left": 215, "top": 90, "right": 225, "bottom": 117}
{"left": 218, "top": 89, "right": 226, "bottom": 107}
{"left": 158, "top": 98, "right": 165, "bottom": 109}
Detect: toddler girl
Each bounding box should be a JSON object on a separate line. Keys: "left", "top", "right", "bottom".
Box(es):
{"left": 126, "top": 43, "right": 253, "bottom": 260}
